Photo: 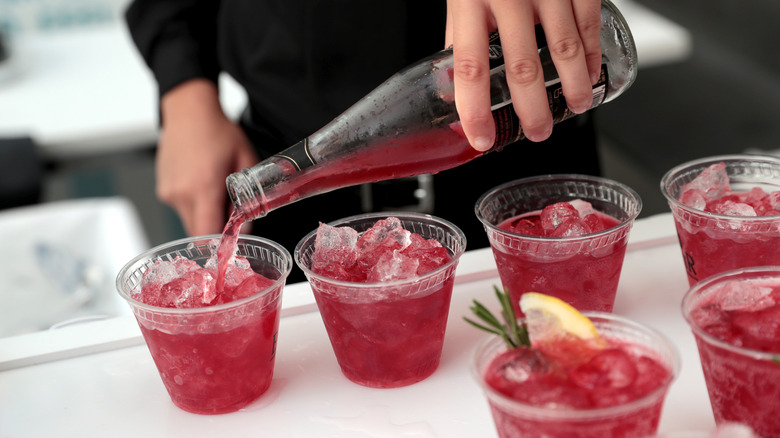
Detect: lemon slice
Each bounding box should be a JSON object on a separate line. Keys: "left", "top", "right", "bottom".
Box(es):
{"left": 519, "top": 292, "right": 606, "bottom": 355}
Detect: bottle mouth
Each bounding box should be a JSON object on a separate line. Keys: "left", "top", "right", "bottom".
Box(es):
{"left": 226, "top": 170, "right": 266, "bottom": 219}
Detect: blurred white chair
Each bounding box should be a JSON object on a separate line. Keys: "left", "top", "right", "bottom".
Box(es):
{"left": 0, "top": 197, "right": 149, "bottom": 337}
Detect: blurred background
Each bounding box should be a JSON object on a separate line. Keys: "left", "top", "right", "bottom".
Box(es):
{"left": 1, "top": 0, "right": 777, "bottom": 336}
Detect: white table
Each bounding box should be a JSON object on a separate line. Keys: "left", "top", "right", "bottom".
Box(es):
{"left": 0, "top": 213, "right": 721, "bottom": 437}
{"left": 0, "top": 0, "right": 692, "bottom": 160}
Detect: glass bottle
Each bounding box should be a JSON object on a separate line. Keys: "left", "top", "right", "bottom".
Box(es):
{"left": 227, "top": 0, "right": 636, "bottom": 221}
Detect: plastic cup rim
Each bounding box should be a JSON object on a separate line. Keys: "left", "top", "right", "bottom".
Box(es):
{"left": 115, "top": 233, "right": 292, "bottom": 315}
{"left": 681, "top": 265, "right": 780, "bottom": 361}
{"left": 470, "top": 311, "right": 681, "bottom": 420}
{"left": 660, "top": 153, "right": 780, "bottom": 220}
{"left": 473, "top": 173, "right": 642, "bottom": 242}
{"left": 293, "top": 211, "right": 467, "bottom": 288}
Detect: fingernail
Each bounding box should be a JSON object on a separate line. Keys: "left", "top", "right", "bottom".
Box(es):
{"left": 571, "top": 101, "right": 590, "bottom": 114}
{"left": 473, "top": 136, "right": 493, "bottom": 151}
{"left": 591, "top": 72, "right": 599, "bottom": 85}
{"left": 527, "top": 127, "right": 552, "bottom": 143}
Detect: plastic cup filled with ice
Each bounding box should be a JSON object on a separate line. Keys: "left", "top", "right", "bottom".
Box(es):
{"left": 661, "top": 155, "right": 780, "bottom": 286}
{"left": 116, "top": 235, "right": 292, "bottom": 414}
{"left": 294, "top": 212, "right": 466, "bottom": 388}
{"left": 682, "top": 266, "right": 780, "bottom": 437}
{"left": 474, "top": 174, "right": 642, "bottom": 315}
{"left": 469, "top": 292, "right": 679, "bottom": 438}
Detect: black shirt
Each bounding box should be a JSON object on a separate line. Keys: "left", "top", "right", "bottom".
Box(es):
{"left": 126, "top": 0, "right": 447, "bottom": 151}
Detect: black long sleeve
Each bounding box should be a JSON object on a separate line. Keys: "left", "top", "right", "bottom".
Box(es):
{"left": 125, "top": 0, "right": 221, "bottom": 98}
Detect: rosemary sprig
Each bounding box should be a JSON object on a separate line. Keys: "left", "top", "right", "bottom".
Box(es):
{"left": 464, "top": 285, "right": 530, "bottom": 349}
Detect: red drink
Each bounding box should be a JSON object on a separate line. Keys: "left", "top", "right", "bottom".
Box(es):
{"left": 662, "top": 155, "right": 780, "bottom": 286}
{"left": 117, "top": 235, "right": 292, "bottom": 414}
{"left": 496, "top": 204, "right": 623, "bottom": 315}
{"left": 476, "top": 176, "right": 641, "bottom": 316}
{"left": 312, "top": 279, "right": 454, "bottom": 387}
{"left": 683, "top": 267, "right": 780, "bottom": 437}
{"left": 295, "top": 213, "right": 466, "bottom": 388}
{"left": 136, "top": 303, "right": 280, "bottom": 414}
{"left": 473, "top": 313, "right": 678, "bottom": 438}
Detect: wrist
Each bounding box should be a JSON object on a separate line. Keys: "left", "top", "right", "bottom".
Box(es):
{"left": 160, "top": 79, "right": 225, "bottom": 126}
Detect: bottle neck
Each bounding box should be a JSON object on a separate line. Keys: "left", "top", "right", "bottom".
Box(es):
{"left": 226, "top": 169, "right": 266, "bottom": 220}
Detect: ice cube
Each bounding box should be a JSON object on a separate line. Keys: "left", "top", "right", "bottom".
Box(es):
{"left": 569, "top": 199, "right": 597, "bottom": 217}
{"left": 233, "top": 256, "right": 251, "bottom": 270}
{"left": 632, "top": 355, "right": 672, "bottom": 397}
{"left": 203, "top": 254, "right": 220, "bottom": 271}
{"left": 356, "top": 217, "right": 411, "bottom": 251}
{"left": 549, "top": 217, "right": 591, "bottom": 237}
{"left": 732, "top": 303, "right": 780, "bottom": 345}
{"left": 172, "top": 256, "right": 200, "bottom": 275}
{"left": 403, "top": 234, "right": 450, "bottom": 275}
{"left": 508, "top": 217, "right": 543, "bottom": 236}
{"left": 717, "top": 280, "right": 776, "bottom": 312}
{"left": 228, "top": 273, "right": 275, "bottom": 301}
{"left": 142, "top": 260, "right": 177, "bottom": 286}
{"left": 221, "top": 263, "right": 257, "bottom": 291}
{"left": 570, "top": 348, "right": 638, "bottom": 390}
{"left": 540, "top": 202, "right": 580, "bottom": 233}
{"left": 741, "top": 187, "right": 768, "bottom": 205}
{"left": 355, "top": 217, "right": 411, "bottom": 275}
{"left": 680, "top": 189, "right": 707, "bottom": 210}
{"left": 690, "top": 303, "right": 727, "bottom": 328}
{"left": 755, "top": 190, "right": 780, "bottom": 216}
{"left": 682, "top": 162, "right": 731, "bottom": 203}
{"left": 710, "top": 200, "right": 757, "bottom": 217}
{"left": 495, "top": 347, "right": 553, "bottom": 385}
{"left": 582, "top": 214, "right": 603, "bottom": 233}
{"left": 769, "top": 191, "right": 780, "bottom": 210}
{"left": 367, "top": 250, "right": 419, "bottom": 282}
{"left": 158, "top": 269, "right": 216, "bottom": 308}
{"left": 312, "top": 222, "right": 359, "bottom": 271}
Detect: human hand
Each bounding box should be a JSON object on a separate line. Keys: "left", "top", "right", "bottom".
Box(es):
{"left": 157, "top": 79, "right": 258, "bottom": 236}
{"left": 445, "top": 0, "right": 602, "bottom": 149}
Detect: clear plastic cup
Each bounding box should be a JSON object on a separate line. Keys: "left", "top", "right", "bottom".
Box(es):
{"left": 472, "top": 312, "right": 680, "bottom": 438}
{"left": 474, "top": 174, "right": 642, "bottom": 315}
{"left": 294, "top": 212, "right": 467, "bottom": 388}
{"left": 661, "top": 154, "right": 780, "bottom": 286}
{"left": 681, "top": 266, "right": 780, "bottom": 437}
{"left": 116, "top": 235, "right": 291, "bottom": 414}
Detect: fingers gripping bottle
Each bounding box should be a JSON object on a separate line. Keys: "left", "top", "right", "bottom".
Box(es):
{"left": 227, "top": 0, "right": 636, "bottom": 221}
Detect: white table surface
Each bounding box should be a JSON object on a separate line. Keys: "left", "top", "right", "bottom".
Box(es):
{"left": 0, "top": 0, "right": 692, "bottom": 159}
{"left": 0, "top": 213, "right": 719, "bottom": 437}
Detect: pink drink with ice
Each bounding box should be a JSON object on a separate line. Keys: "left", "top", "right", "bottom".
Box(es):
{"left": 117, "top": 232, "right": 290, "bottom": 414}
{"left": 476, "top": 175, "right": 641, "bottom": 317}
{"left": 496, "top": 201, "right": 624, "bottom": 315}
{"left": 683, "top": 267, "right": 780, "bottom": 437}
{"left": 473, "top": 313, "right": 678, "bottom": 438}
{"left": 295, "top": 213, "right": 466, "bottom": 388}
{"left": 662, "top": 157, "right": 780, "bottom": 286}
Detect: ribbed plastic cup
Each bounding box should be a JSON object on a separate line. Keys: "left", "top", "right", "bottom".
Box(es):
{"left": 661, "top": 154, "right": 780, "bottom": 286}
{"left": 295, "top": 212, "right": 466, "bottom": 388}
{"left": 472, "top": 312, "right": 680, "bottom": 438}
{"left": 116, "top": 235, "right": 291, "bottom": 414}
{"left": 682, "top": 266, "right": 780, "bottom": 437}
{"left": 475, "top": 174, "right": 642, "bottom": 315}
